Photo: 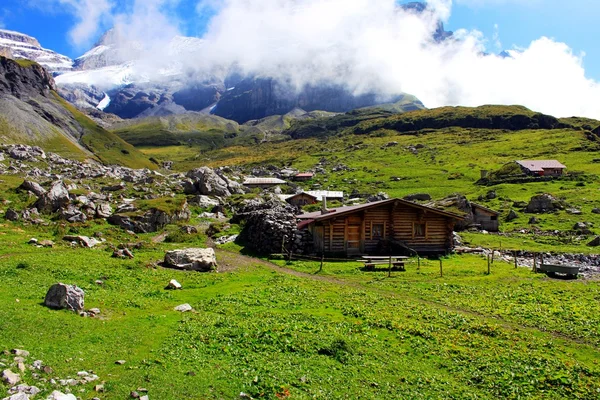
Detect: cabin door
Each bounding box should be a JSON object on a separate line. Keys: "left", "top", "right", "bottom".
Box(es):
{"left": 313, "top": 226, "right": 324, "bottom": 253}
{"left": 346, "top": 225, "right": 361, "bottom": 255}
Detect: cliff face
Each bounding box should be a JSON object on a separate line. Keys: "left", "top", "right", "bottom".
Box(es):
{"left": 213, "top": 77, "right": 402, "bottom": 123}
{"left": 0, "top": 56, "right": 57, "bottom": 98}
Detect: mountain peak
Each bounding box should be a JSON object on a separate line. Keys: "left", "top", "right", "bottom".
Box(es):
{"left": 0, "top": 29, "right": 72, "bottom": 74}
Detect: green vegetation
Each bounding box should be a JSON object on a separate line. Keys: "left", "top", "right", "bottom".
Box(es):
{"left": 1, "top": 220, "right": 600, "bottom": 398}
{"left": 135, "top": 197, "right": 188, "bottom": 214}
{"left": 52, "top": 93, "right": 155, "bottom": 169}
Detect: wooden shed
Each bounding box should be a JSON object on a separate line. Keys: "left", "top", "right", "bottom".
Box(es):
{"left": 516, "top": 160, "right": 566, "bottom": 177}
{"left": 297, "top": 198, "right": 463, "bottom": 256}
{"left": 471, "top": 203, "right": 499, "bottom": 232}
{"left": 279, "top": 192, "right": 318, "bottom": 207}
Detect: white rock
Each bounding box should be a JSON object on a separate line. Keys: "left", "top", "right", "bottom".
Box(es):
{"left": 166, "top": 279, "right": 182, "bottom": 290}
{"left": 46, "top": 391, "right": 77, "bottom": 400}
{"left": 164, "top": 248, "right": 217, "bottom": 272}
{"left": 174, "top": 304, "right": 193, "bottom": 312}
{"left": 2, "top": 369, "right": 21, "bottom": 385}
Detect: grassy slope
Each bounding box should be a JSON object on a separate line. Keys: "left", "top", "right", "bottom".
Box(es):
{"left": 1, "top": 218, "right": 600, "bottom": 399}
{"left": 52, "top": 93, "right": 155, "bottom": 169}
{"left": 144, "top": 105, "right": 600, "bottom": 252}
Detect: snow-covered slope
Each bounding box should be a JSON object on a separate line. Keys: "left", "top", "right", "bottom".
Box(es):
{"left": 0, "top": 29, "right": 72, "bottom": 74}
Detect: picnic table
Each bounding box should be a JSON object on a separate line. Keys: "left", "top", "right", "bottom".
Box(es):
{"left": 359, "top": 255, "right": 410, "bottom": 271}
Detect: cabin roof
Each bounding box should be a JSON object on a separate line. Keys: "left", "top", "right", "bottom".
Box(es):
{"left": 516, "top": 160, "right": 566, "bottom": 172}
{"left": 295, "top": 173, "right": 314, "bottom": 177}
{"left": 297, "top": 198, "right": 464, "bottom": 222}
{"left": 278, "top": 192, "right": 318, "bottom": 201}
{"left": 243, "top": 177, "right": 287, "bottom": 185}
{"left": 304, "top": 190, "right": 344, "bottom": 201}
{"left": 471, "top": 202, "right": 500, "bottom": 215}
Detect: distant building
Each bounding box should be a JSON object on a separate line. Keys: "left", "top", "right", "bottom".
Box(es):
{"left": 471, "top": 203, "right": 500, "bottom": 232}
{"left": 293, "top": 173, "right": 314, "bottom": 182}
{"left": 516, "top": 160, "right": 566, "bottom": 177}
{"left": 279, "top": 192, "right": 318, "bottom": 207}
{"left": 305, "top": 190, "right": 344, "bottom": 202}
{"left": 243, "top": 177, "right": 287, "bottom": 189}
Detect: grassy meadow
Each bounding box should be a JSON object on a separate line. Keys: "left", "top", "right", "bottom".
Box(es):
{"left": 1, "top": 219, "right": 600, "bottom": 399}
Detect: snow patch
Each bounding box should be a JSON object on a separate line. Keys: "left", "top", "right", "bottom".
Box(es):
{"left": 96, "top": 93, "right": 111, "bottom": 111}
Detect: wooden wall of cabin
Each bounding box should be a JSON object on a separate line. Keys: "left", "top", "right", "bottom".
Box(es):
{"left": 312, "top": 203, "right": 456, "bottom": 256}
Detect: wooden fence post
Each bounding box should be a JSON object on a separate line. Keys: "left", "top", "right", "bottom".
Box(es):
{"left": 319, "top": 253, "right": 324, "bottom": 273}
{"left": 487, "top": 253, "right": 491, "bottom": 275}
{"left": 514, "top": 251, "right": 518, "bottom": 269}
{"left": 532, "top": 253, "right": 537, "bottom": 273}
{"left": 439, "top": 259, "right": 443, "bottom": 277}
{"left": 491, "top": 250, "right": 495, "bottom": 264}
{"left": 417, "top": 256, "right": 421, "bottom": 271}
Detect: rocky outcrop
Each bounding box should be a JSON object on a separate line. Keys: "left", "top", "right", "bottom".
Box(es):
{"left": 0, "top": 56, "right": 57, "bottom": 98}
{"left": 44, "top": 283, "right": 85, "bottom": 312}
{"left": 185, "top": 167, "right": 244, "bottom": 197}
{"left": 403, "top": 193, "right": 431, "bottom": 202}
{"left": 18, "top": 180, "right": 46, "bottom": 197}
{"left": 234, "top": 197, "right": 298, "bottom": 254}
{"left": 34, "top": 181, "right": 70, "bottom": 213}
{"left": 0, "top": 29, "right": 72, "bottom": 74}
{"left": 525, "top": 194, "right": 564, "bottom": 213}
{"left": 164, "top": 248, "right": 217, "bottom": 272}
{"left": 108, "top": 201, "right": 191, "bottom": 233}
{"left": 428, "top": 194, "right": 473, "bottom": 231}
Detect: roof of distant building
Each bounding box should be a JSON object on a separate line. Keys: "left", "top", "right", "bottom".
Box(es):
{"left": 516, "top": 160, "right": 566, "bottom": 172}
{"left": 243, "top": 177, "right": 287, "bottom": 185}
{"left": 305, "top": 190, "right": 344, "bottom": 201}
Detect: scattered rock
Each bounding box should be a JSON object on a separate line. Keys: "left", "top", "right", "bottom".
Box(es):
{"left": 367, "top": 192, "right": 389, "bottom": 202}
{"left": 44, "top": 283, "right": 85, "bottom": 312}
{"left": 88, "top": 308, "right": 101, "bottom": 316}
{"left": 94, "top": 384, "right": 104, "bottom": 392}
{"left": 485, "top": 190, "right": 497, "bottom": 200}
{"left": 506, "top": 209, "right": 519, "bottom": 221}
{"left": 189, "top": 195, "right": 220, "bottom": 209}
{"left": 428, "top": 194, "right": 473, "bottom": 231}
{"left": 573, "top": 222, "right": 592, "bottom": 235}
{"left": 39, "top": 239, "right": 54, "bottom": 248}
{"left": 587, "top": 236, "right": 600, "bottom": 247}
{"left": 403, "top": 193, "right": 431, "bottom": 202}
{"left": 115, "top": 360, "right": 126, "bottom": 365}
{"left": 179, "top": 226, "right": 198, "bottom": 234}
{"left": 34, "top": 181, "right": 70, "bottom": 213}
{"left": 174, "top": 303, "right": 193, "bottom": 312}
{"left": 592, "top": 208, "right": 600, "bottom": 214}
{"left": 528, "top": 216, "right": 539, "bottom": 224}
{"left": 112, "top": 248, "right": 134, "bottom": 259}
{"left": 2, "top": 369, "right": 21, "bottom": 385}
{"left": 4, "top": 393, "right": 29, "bottom": 400}
{"left": 95, "top": 203, "right": 113, "bottom": 218}
{"left": 46, "top": 391, "right": 77, "bottom": 400}
{"left": 63, "top": 235, "right": 101, "bottom": 248}
{"left": 18, "top": 180, "right": 47, "bottom": 197}
{"left": 214, "top": 234, "right": 238, "bottom": 245}
{"left": 4, "top": 208, "right": 19, "bottom": 221}
{"left": 166, "top": 279, "right": 182, "bottom": 290}
{"left": 163, "top": 248, "right": 217, "bottom": 272}
{"left": 525, "top": 193, "right": 562, "bottom": 213}
{"left": 567, "top": 208, "right": 582, "bottom": 215}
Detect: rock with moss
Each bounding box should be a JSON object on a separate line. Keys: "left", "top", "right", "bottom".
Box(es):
{"left": 34, "top": 181, "right": 70, "bottom": 213}
{"left": 108, "top": 198, "right": 191, "bottom": 233}
{"left": 44, "top": 283, "right": 85, "bottom": 312}
{"left": 525, "top": 194, "right": 564, "bottom": 213}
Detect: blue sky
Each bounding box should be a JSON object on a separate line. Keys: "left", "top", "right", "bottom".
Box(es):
{"left": 1, "top": 0, "right": 598, "bottom": 81}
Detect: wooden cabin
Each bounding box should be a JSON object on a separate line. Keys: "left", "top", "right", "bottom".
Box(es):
{"left": 297, "top": 198, "right": 463, "bottom": 256}
{"left": 516, "top": 160, "right": 566, "bottom": 177}
{"left": 471, "top": 203, "right": 499, "bottom": 232}
{"left": 279, "top": 192, "right": 318, "bottom": 207}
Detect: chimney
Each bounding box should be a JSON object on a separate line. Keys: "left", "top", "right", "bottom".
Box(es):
{"left": 321, "top": 196, "right": 328, "bottom": 215}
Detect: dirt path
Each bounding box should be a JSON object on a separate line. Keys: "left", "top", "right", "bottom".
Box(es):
{"left": 215, "top": 248, "right": 600, "bottom": 349}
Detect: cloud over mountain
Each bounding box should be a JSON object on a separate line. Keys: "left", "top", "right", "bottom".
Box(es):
{"left": 56, "top": 0, "right": 600, "bottom": 119}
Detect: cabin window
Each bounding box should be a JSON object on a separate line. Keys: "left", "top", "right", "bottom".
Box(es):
{"left": 491, "top": 215, "right": 498, "bottom": 221}
{"left": 413, "top": 222, "right": 426, "bottom": 238}
{"left": 372, "top": 223, "right": 384, "bottom": 240}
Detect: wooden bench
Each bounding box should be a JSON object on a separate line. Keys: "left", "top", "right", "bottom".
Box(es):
{"left": 538, "top": 264, "right": 579, "bottom": 279}
{"left": 359, "top": 256, "right": 409, "bottom": 271}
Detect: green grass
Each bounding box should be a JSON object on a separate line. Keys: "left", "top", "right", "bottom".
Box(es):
{"left": 2, "top": 221, "right": 600, "bottom": 399}
{"left": 52, "top": 93, "right": 156, "bottom": 170}
{"left": 13, "top": 58, "right": 38, "bottom": 68}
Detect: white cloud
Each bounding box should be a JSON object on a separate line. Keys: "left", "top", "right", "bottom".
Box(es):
{"left": 56, "top": 0, "right": 600, "bottom": 119}
{"left": 58, "top": 0, "right": 113, "bottom": 47}
{"left": 189, "top": 0, "right": 600, "bottom": 119}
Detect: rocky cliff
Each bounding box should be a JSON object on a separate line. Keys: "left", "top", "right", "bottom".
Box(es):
{"left": 0, "top": 29, "right": 73, "bottom": 74}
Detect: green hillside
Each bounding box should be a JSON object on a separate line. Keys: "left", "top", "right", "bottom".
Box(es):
{"left": 142, "top": 105, "right": 600, "bottom": 252}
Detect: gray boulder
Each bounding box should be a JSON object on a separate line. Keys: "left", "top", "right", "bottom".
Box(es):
{"left": 427, "top": 194, "right": 473, "bottom": 231}
{"left": 403, "top": 193, "right": 432, "bottom": 202}
{"left": 18, "top": 180, "right": 46, "bottom": 197}
{"left": 506, "top": 209, "right": 519, "bottom": 221}
{"left": 95, "top": 203, "right": 113, "bottom": 218}
{"left": 186, "top": 167, "right": 244, "bottom": 197}
{"left": 34, "top": 181, "right": 70, "bottom": 213}
{"left": 2, "top": 369, "right": 21, "bottom": 385}
{"left": 189, "top": 195, "right": 220, "bottom": 209}
{"left": 6, "top": 144, "right": 46, "bottom": 161}
{"left": 573, "top": 222, "right": 592, "bottom": 235}
{"left": 367, "top": 192, "right": 389, "bottom": 202}
{"left": 4, "top": 208, "right": 20, "bottom": 221}
{"left": 44, "top": 283, "right": 85, "bottom": 312}
{"left": 525, "top": 194, "right": 561, "bottom": 213}
{"left": 164, "top": 248, "right": 217, "bottom": 272}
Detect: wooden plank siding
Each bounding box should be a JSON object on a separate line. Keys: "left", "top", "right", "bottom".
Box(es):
{"left": 310, "top": 202, "right": 457, "bottom": 256}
